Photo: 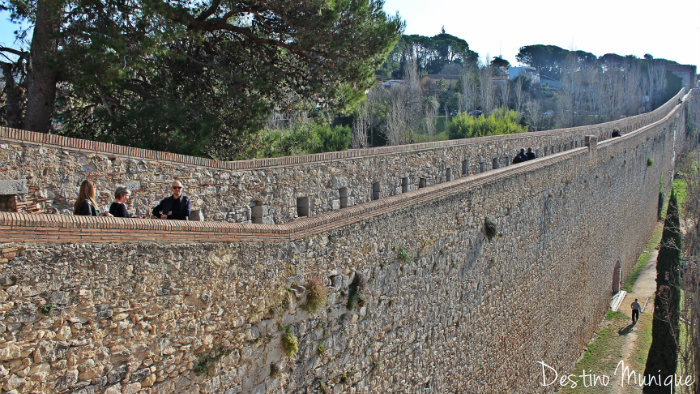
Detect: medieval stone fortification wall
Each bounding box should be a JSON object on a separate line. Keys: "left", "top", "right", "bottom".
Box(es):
{"left": 0, "top": 89, "right": 698, "bottom": 394}
{"left": 0, "top": 89, "right": 685, "bottom": 224}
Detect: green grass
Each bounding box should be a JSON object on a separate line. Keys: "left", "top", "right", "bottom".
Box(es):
{"left": 673, "top": 178, "right": 688, "bottom": 209}
{"left": 559, "top": 312, "right": 629, "bottom": 394}
{"left": 622, "top": 224, "right": 663, "bottom": 292}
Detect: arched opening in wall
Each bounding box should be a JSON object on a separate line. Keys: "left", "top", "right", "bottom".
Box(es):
{"left": 251, "top": 201, "right": 264, "bottom": 224}
{"left": 575, "top": 140, "right": 578, "bottom": 148}
{"left": 492, "top": 157, "right": 499, "bottom": 169}
{"left": 462, "top": 159, "right": 468, "bottom": 175}
{"left": 504, "top": 154, "right": 510, "bottom": 166}
{"left": 297, "top": 196, "right": 310, "bottom": 217}
{"left": 612, "top": 261, "right": 622, "bottom": 294}
{"left": 339, "top": 187, "right": 348, "bottom": 208}
{"left": 401, "top": 177, "right": 409, "bottom": 193}
{"left": 446, "top": 167, "right": 452, "bottom": 181}
{"left": 419, "top": 178, "right": 426, "bottom": 188}
{"left": 479, "top": 157, "right": 486, "bottom": 173}
{"left": 371, "top": 182, "right": 381, "bottom": 200}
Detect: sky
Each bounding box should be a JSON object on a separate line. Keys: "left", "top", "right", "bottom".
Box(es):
{"left": 383, "top": 0, "right": 700, "bottom": 68}
{"left": 0, "top": 1, "right": 698, "bottom": 69}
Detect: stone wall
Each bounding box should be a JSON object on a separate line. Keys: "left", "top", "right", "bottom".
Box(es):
{"left": 0, "top": 89, "right": 697, "bottom": 394}
{"left": 0, "top": 90, "right": 686, "bottom": 224}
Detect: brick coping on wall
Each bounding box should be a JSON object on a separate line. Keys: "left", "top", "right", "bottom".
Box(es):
{"left": 0, "top": 90, "right": 686, "bottom": 171}
{"left": 0, "top": 89, "right": 687, "bottom": 244}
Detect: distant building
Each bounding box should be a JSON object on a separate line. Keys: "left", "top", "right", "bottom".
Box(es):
{"left": 508, "top": 66, "right": 540, "bottom": 83}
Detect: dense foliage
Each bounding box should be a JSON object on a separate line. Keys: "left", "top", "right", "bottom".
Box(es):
{"left": 254, "top": 120, "right": 351, "bottom": 158}
{"left": 375, "top": 31, "right": 478, "bottom": 79}
{"left": 447, "top": 108, "right": 527, "bottom": 139}
{"left": 0, "top": 0, "right": 402, "bottom": 159}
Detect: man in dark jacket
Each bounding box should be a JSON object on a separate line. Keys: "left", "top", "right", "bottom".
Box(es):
{"left": 152, "top": 180, "right": 191, "bottom": 220}
{"left": 526, "top": 147, "right": 537, "bottom": 161}
{"left": 513, "top": 149, "right": 527, "bottom": 164}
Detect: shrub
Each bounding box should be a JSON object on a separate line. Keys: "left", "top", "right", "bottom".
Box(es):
{"left": 302, "top": 277, "right": 328, "bottom": 313}
{"left": 448, "top": 107, "right": 527, "bottom": 140}
{"left": 255, "top": 119, "right": 351, "bottom": 158}
{"left": 396, "top": 246, "right": 412, "bottom": 263}
{"left": 281, "top": 325, "right": 299, "bottom": 357}
{"left": 647, "top": 158, "right": 653, "bottom": 167}
{"left": 193, "top": 347, "right": 227, "bottom": 376}
{"left": 38, "top": 304, "right": 54, "bottom": 315}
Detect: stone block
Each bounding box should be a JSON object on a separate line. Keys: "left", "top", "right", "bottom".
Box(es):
{"left": 190, "top": 209, "right": 205, "bottom": 221}
{"left": 0, "top": 180, "right": 27, "bottom": 195}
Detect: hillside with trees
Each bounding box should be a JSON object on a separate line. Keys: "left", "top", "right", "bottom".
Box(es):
{"left": 348, "top": 38, "right": 683, "bottom": 149}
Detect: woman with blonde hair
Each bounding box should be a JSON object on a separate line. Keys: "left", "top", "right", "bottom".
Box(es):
{"left": 74, "top": 180, "right": 100, "bottom": 216}
{"left": 109, "top": 186, "right": 131, "bottom": 218}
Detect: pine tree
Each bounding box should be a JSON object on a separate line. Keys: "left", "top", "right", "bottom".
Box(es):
{"left": 643, "top": 189, "right": 682, "bottom": 394}
{"left": 0, "top": 0, "right": 402, "bottom": 158}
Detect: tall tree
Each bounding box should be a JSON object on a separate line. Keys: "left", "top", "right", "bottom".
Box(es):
{"left": 1, "top": 0, "right": 403, "bottom": 158}
{"left": 644, "top": 190, "right": 682, "bottom": 394}
{"left": 678, "top": 149, "right": 700, "bottom": 394}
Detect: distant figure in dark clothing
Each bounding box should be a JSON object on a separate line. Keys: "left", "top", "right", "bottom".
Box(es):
{"left": 513, "top": 149, "right": 527, "bottom": 164}
{"left": 109, "top": 187, "right": 131, "bottom": 218}
{"left": 612, "top": 129, "right": 621, "bottom": 137}
{"left": 631, "top": 299, "right": 641, "bottom": 324}
{"left": 74, "top": 180, "right": 99, "bottom": 216}
{"left": 526, "top": 147, "right": 536, "bottom": 161}
{"left": 152, "top": 180, "right": 191, "bottom": 220}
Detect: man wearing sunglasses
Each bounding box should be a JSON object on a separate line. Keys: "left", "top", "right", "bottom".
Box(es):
{"left": 152, "top": 180, "right": 191, "bottom": 220}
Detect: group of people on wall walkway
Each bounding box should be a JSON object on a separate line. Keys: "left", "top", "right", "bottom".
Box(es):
{"left": 67, "top": 127, "right": 633, "bottom": 223}
{"left": 512, "top": 148, "right": 537, "bottom": 164}
{"left": 74, "top": 180, "right": 191, "bottom": 220}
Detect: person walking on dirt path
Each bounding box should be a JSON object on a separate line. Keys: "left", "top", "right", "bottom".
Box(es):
{"left": 631, "top": 299, "right": 642, "bottom": 324}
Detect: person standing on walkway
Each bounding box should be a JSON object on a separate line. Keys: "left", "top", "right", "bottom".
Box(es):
{"left": 631, "top": 298, "right": 642, "bottom": 324}
{"left": 526, "top": 147, "right": 537, "bottom": 161}
{"left": 152, "top": 180, "right": 191, "bottom": 220}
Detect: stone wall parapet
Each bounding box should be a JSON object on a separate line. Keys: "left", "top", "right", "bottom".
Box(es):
{"left": 0, "top": 90, "right": 687, "bottom": 224}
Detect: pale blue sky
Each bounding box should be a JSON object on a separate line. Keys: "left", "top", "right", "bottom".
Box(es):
{"left": 383, "top": 0, "right": 700, "bottom": 68}
{"left": 1, "top": 1, "right": 699, "bottom": 68}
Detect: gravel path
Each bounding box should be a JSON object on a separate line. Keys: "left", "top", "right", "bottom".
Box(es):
{"left": 609, "top": 249, "right": 658, "bottom": 393}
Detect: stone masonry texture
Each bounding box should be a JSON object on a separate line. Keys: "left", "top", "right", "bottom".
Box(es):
{"left": 0, "top": 90, "right": 686, "bottom": 223}
{"left": 0, "top": 89, "right": 698, "bottom": 394}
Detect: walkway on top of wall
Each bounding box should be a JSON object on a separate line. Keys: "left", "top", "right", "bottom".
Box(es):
{"left": 0, "top": 91, "right": 686, "bottom": 172}
{"left": 0, "top": 88, "right": 692, "bottom": 244}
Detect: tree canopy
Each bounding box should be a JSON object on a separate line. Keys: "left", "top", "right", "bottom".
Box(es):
{"left": 0, "top": 0, "right": 403, "bottom": 158}
{"left": 376, "top": 32, "right": 478, "bottom": 79}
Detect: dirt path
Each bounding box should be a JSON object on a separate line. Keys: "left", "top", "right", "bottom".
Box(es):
{"left": 610, "top": 249, "right": 658, "bottom": 392}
